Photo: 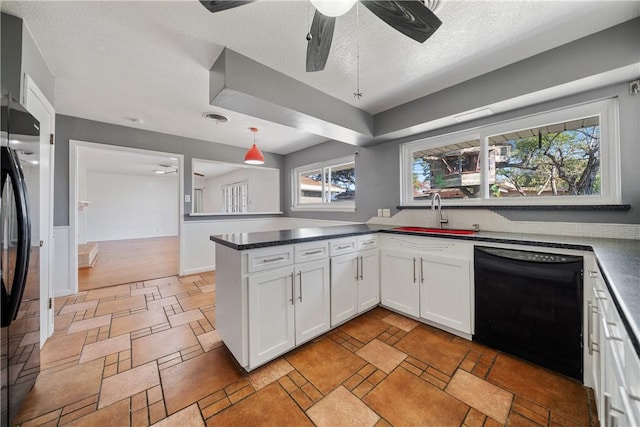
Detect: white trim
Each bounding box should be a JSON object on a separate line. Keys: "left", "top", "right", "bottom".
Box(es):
{"left": 290, "top": 205, "right": 356, "bottom": 213}
{"left": 400, "top": 98, "right": 621, "bottom": 207}
{"left": 23, "top": 74, "right": 56, "bottom": 346}
{"left": 188, "top": 212, "right": 284, "bottom": 217}
{"left": 69, "top": 140, "right": 185, "bottom": 293}
{"left": 291, "top": 155, "right": 356, "bottom": 211}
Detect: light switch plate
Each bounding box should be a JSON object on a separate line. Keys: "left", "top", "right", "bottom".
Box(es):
{"left": 185, "top": 194, "right": 191, "bottom": 203}
{"left": 377, "top": 209, "right": 383, "bottom": 217}
{"left": 382, "top": 209, "right": 391, "bottom": 217}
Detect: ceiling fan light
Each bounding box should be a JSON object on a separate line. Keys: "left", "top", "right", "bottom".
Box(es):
{"left": 310, "top": 0, "right": 357, "bottom": 17}
{"left": 244, "top": 144, "right": 265, "bottom": 165}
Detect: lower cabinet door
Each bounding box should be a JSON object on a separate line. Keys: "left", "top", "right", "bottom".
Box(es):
{"left": 295, "top": 259, "right": 331, "bottom": 343}
{"left": 330, "top": 253, "right": 358, "bottom": 326}
{"left": 380, "top": 249, "right": 420, "bottom": 317}
{"left": 248, "top": 266, "right": 296, "bottom": 368}
{"left": 358, "top": 249, "right": 379, "bottom": 313}
{"left": 420, "top": 253, "right": 471, "bottom": 334}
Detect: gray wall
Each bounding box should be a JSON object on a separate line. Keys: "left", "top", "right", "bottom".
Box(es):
{"left": 2, "top": 13, "right": 23, "bottom": 98}
{"left": 54, "top": 115, "right": 285, "bottom": 227}
{"left": 20, "top": 18, "right": 55, "bottom": 103}
{"left": 1, "top": 12, "right": 55, "bottom": 104}
{"left": 284, "top": 82, "right": 640, "bottom": 225}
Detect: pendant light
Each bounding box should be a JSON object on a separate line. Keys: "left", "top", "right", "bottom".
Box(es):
{"left": 244, "top": 127, "right": 265, "bottom": 165}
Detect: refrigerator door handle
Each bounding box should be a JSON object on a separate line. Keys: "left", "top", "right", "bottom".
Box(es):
{"left": 1, "top": 147, "right": 32, "bottom": 327}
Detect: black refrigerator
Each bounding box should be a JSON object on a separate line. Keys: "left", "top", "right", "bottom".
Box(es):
{"left": 1, "top": 90, "right": 41, "bottom": 425}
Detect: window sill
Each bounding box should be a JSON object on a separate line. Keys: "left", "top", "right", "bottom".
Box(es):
{"left": 397, "top": 204, "right": 631, "bottom": 211}
{"left": 291, "top": 205, "right": 356, "bottom": 213}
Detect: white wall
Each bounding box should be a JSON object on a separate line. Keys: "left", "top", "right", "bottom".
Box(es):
{"left": 86, "top": 171, "right": 179, "bottom": 241}
{"left": 53, "top": 226, "right": 73, "bottom": 296}
{"left": 182, "top": 217, "right": 354, "bottom": 275}
{"left": 203, "top": 168, "right": 280, "bottom": 213}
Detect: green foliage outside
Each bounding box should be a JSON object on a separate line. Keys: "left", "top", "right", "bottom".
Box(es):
{"left": 496, "top": 125, "right": 600, "bottom": 197}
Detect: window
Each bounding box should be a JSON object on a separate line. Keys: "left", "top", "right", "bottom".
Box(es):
{"left": 401, "top": 99, "right": 620, "bottom": 206}
{"left": 222, "top": 181, "right": 248, "bottom": 213}
{"left": 292, "top": 155, "right": 356, "bottom": 211}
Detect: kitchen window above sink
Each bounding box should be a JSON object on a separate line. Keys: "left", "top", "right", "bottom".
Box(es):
{"left": 400, "top": 98, "right": 621, "bottom": 208}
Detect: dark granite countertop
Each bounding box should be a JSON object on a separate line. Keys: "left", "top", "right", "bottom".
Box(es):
{"left": 211, "top": 224, "right": 640, "bottom": 358}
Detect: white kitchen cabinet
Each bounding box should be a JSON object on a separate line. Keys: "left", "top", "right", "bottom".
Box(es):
{"left": 380, "top": 249, "right": 420, "bottom": 317}
{"left": 331, "top": 252, "right": 359, "bottom": 324}
{"left": 330, "top": 235, "right": 379, "bottom": 326}
{"left": 216, "top": 242, "right": 330, "bottom": 370}
{"left": 379, "top": 234, "right": 473, "bottom": 336}
{"left": 419, "top": 253, "right": 471, "bottom": 334}
{"left": 358, "top": 248, "right": 380, "bottom": 312}
{"left": 294, "top": 259, "right": 331, "bottom": 344}
{"left": 585, "top": 259, "right": 640, "bottom": 427}
{"left": 248, "top": 266, "right": 296, "bottom": 367}
{"left": 249, "top": 258, "right": 330, "bottom": 368}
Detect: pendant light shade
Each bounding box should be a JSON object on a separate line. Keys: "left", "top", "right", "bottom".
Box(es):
{"left": 244, "top": 127, "right": 265, "bottom": 165}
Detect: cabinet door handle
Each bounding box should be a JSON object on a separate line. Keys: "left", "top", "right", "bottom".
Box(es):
{"left": 359, "top": 256, "right": 363, "bottom": 280}
{"left": 420, "top": 257, "right": 424, "bottom": 284}
{"left": 290, "top": 273, "right": 295, "bottom": 305}
{"left": 355, "top": 257, "right": 359, "bottom": 280}
{"left": 264, "top": 256, "right": 285, "bottom": 263}
{"left": 588, "top": 300, "right": 601, "bottom": 354}
{"left": 298, "top": 271, "right": 303, "bottom": 302}
{"left": 594, "top": 289, "right": 607, "bottom": 300}
{"left": 336, "top": 245, "right": 351, "bottom": 250}
{"left": 587, "top": 299, "right": 594, "bottom": 355}
{"left": 601, "top": 317, "right": 624, "bottom": 342}
{"left": 413, "top": 257, "right": 416, "bottom": 283}
{"left": 304, "top": 250, "right": 322, "bottom": 255}
{"left": 362, "top": 241, "right": 375, "bottom": 245}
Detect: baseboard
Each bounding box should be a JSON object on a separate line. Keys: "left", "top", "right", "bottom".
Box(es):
{"left": 182, "top": 265, "right": 215, "bottom": 276}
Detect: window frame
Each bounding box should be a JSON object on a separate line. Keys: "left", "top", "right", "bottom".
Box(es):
{"left": 400, "top": 98, "right": 620, "bottom": 207}
{"left": 291, "top": 155, "right": 356, "bottom": 212}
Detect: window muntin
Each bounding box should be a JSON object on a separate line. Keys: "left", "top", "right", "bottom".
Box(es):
{"left": 292, "top": 156, "right": 356, "bottom": 211}
{"left": 222, "top": 181, "right": 248, "bottom": 213}
{"left": 400, "top": 99, "right": 619, "bottom": 206}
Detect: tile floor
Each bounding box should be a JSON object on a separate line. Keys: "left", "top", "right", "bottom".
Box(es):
{"left": 14, "top": 272, "right": 599, "bottom": 426}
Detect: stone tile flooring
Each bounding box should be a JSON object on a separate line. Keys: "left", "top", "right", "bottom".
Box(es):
{"left": 13, "top": 272, "right": 599, "bottom": 426}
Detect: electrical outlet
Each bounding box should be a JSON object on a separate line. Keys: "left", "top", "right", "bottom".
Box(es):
{"left": 185, "top": 194, "right": 191, "bottom": 203}
{"left": 382, "top": 208, "right": 391, "bottom": 217}
{"left": 377, "top": 209, "right": 383, "bottom": 217}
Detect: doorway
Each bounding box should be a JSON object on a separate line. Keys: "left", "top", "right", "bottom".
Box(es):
{"left": 69, "top": 141, "right": 184, "bottom": 292}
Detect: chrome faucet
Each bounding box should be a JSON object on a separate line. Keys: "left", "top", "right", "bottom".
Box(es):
{"left": 431, "top": 193, "right": 448, "bottom": 229}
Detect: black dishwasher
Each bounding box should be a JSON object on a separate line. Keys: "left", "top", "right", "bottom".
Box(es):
{"left": 474, "top": 246, "right": 583, "bottom": 380}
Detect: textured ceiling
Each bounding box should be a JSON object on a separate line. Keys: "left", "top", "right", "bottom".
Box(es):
{"left": 3, "top": 0, "right": 638, "bottom": 155}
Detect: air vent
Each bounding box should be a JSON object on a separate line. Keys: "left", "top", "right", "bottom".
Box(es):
{"left": 202, "top": 112, "right": 229, "bottom": 123}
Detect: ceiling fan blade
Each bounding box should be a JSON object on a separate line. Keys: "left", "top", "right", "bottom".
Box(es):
{"left": 199, "top": 1, "right": 255, "bottom": 14}
{"left": 361, "top": 0, "right": 442, "bottom": 43}
{"left": 306, "top": 10, "right": 336, "bottom": 72}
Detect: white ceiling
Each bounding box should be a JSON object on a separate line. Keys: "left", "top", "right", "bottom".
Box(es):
{"left": 3, "top": 0, "right": 638, "bottom": 155}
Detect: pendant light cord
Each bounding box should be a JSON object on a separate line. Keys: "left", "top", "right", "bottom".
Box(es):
{"left": 353, "top": 1, "right": 363, "bottom": 99}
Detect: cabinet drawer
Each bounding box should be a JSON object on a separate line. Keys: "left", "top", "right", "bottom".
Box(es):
{"left": 247, "top": 246, "right": 294, "bottom": 273}
{"left": 330, "top": 238, "right": 357, "bottom": 256}
{"left": 295, "top": 241, "right": 329, "bottom": 263}
{"left": 357, "top": 235, "right": 378, "bottom": 251}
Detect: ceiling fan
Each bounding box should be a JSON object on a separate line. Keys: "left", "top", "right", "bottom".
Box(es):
{"left": 154, "top": 164, "right": 178, "bottom": 175}
{"left": 199, "top": 0, "right": 442, "bottom": 72}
